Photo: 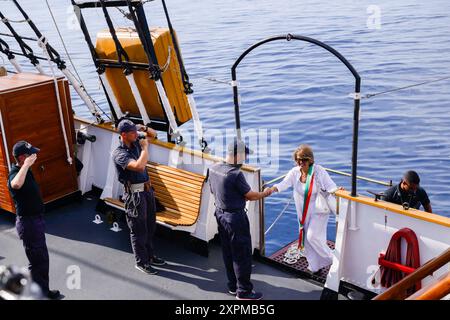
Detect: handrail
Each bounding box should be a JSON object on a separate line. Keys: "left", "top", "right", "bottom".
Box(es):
{"left": 262, "top": 167, "right": 392, "bottom": 188}
{"left": 406, "top": 271, "right": 450, "bottom": 300}
{"left": 373, "top": 247, "right": 450, "bottom": 300}
{"left": 231, "top": 34, "right": 361, "bottom": 197}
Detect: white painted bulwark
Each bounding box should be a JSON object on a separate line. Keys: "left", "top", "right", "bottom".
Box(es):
{"left": 325, "top": 193, "right": 450, "bottom": 295}
{"left": 74, "top": 118, "right": 262, "bottom": 248}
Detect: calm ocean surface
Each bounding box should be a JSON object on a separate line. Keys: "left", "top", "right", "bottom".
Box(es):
{"left": 2, "top": 0, "right": 450, "bottom": 255}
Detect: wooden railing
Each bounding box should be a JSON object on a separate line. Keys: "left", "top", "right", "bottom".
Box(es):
{"left": 373, "top": 248, "right": 450, "bottom": 300}
{"left": 407, "top": 271, "right": 450, "bottom": 300}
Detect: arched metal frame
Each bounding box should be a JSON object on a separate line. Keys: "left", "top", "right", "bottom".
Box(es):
{"left": 231, "top": 34, "right": 361, "bottom": 196}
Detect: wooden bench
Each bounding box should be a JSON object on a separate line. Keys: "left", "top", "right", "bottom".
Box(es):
{"left": 105, "top": 162, "right": 205, "bottom": 227}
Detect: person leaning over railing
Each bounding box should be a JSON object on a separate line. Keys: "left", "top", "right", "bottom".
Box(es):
{"left": 382, "top": 170, "right": 432, "bottom": 213}
{"left": 267, "top": 144, "right": 344, "bottom": 274}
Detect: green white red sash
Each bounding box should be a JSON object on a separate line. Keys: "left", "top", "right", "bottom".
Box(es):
{"left": 298, "top": 165, "right": 315, "bottom": 250}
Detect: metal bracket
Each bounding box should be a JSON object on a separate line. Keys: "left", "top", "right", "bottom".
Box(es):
{"left": 367, "top": 190, "right": 384, "bottom": 202}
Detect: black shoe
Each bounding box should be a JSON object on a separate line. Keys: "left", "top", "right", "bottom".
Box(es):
{"left": 46, "top": 289, "right": 62, "bottom": 300}
{"left": 150, "top": 256, "right": 166, "bottom": 266}
{"left": 236, "top": 290, "right": 263, "bottom": 300}
{"left": 307, "top": 268, "right": 323, "bottom": 276}
{"left": 135, "top": 264, "right": 158, "bottom": 275}
{"left": 228, "top": 289, "right": 237, "bottom": 296}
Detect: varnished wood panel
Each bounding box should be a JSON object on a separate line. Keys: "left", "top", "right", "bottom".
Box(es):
{"left": 0, "top": 73, "right": 78, "bottom": 212}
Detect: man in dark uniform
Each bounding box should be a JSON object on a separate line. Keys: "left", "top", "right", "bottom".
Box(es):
{"left": 382, "top": 170, "right": 432, "bottom": 212}
{"left": 112, "top": 120, "right": 166, "bottom": 275}
{"left": 7, "top": 141, "right": 61, "bottom": 299}
{"left": 208, "top": 139, "right": 273, "bottom": 300}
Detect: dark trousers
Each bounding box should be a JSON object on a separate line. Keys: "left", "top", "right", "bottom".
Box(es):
{"left": 125, "top": 189, "right": 156, "bottom": 266}
{"left": 15, "top": 215, "right": 50, "bottom": 294}
{"left": 215, "top": 209, "right": 253, "bottom": 295}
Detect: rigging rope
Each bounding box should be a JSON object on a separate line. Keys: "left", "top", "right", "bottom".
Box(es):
{"left": 44, "top": 0, "right": 111, "bottom": 121}
{"left": 264, "top": 195, "right": 294, "bottom": 235}
{"left": 1, "top": 17, "right": 29, "bottom": 24}
{"left": 38, "top": 36, "right": 72, "bottom": 165}
{"left": 362, "top": 75, "right": 450, "bottom": 99}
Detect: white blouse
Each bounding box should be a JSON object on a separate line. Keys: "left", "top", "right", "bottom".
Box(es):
{"left": 274, "top": 164, "right": 337, "bottom": 221}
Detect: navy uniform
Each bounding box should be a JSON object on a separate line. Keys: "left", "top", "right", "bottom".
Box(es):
{"left": 112, "top": 120, "right": 165, "bottom": 275}
{"left": 7, "top": 141, "right": 60, "bottom": 299}
{"left": 382, "top": 183, "right": 430, "bottom": 210}
{"left": 208, "top": 139, "right": 263, "bottom": 300}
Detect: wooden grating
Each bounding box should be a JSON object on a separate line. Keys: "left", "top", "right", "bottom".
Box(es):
{"left": 104, "top": 162, "right": 205, "bottom": 227}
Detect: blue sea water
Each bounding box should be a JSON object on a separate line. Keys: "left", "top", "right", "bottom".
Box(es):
{"left": 1, "top": 0, "right": 449, "bottom": 255}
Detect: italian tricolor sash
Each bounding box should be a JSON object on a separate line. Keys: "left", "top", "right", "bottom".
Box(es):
{"left": 298, "top": 165, "right": 315, "bottom": 250}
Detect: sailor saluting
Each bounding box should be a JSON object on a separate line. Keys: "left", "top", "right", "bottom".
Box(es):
{"left": 7, "top": 141, "right": 61, "bottom": 299}
{"left": 112, "top": 120, "right": 166, "bottom": 275}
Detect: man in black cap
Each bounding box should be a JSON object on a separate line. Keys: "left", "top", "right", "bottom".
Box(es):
{"left": 382, "top": 170, "right": 432, "bottom": 212}
{"left": 7, "top": 141, "right": 61, "bottom": 299}
{"left": 208, "top": 138, "right": 273, "bottom": 300}
{"left": 112, "top": 120, "right": 165, "bottom": 275}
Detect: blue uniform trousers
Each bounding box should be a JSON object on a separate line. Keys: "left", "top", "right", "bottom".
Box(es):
{"left": 15, "top": 214, "right": 50, "bottom": 294}
{"left": 125, "top": 189, "right": 156, "bottom": 266}
{"left": 215, "top": 208, "right": 253, "bottom": 295}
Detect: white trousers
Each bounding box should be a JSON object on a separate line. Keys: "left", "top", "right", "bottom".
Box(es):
{"left": 303, "top": 211, "right": 333, "bottom": 272}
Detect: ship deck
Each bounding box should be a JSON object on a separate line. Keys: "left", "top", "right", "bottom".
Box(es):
{"left": 0, "top": 192, "right": 324, "bottom": 300}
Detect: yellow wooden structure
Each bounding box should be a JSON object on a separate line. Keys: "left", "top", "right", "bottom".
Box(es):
{"left": 95, "top": 27, "right": 192, "bottom": 124}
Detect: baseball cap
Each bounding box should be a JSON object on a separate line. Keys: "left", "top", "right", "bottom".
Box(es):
{"left": 12, "top": 141, "right": 40, "bottom": 157}
{"left": 227, "top": 138, "right": 253, "bottom": 156}
{"left": 117, "top": 119, "right": 137, "bottom": 134}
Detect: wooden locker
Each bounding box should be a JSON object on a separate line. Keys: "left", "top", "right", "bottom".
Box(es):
{"left": 0, "top": 73, "right": 78, "bottom": 213}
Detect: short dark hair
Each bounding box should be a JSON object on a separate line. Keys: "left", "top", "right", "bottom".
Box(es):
{"left": 403, "top": 170, "right": 420, "bottom": 185}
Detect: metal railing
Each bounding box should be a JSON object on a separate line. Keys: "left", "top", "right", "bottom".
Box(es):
{"left": 262, "top": 167, "right": 392, "bottom": 188}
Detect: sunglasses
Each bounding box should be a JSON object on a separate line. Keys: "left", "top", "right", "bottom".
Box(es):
{"left": 296, "top": 157, "right": 310, "bottom": 163}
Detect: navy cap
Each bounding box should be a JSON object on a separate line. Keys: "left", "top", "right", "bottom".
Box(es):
{"left": 227, "top": 138, "right": 253, "bottom": 156}
{"left": 12, "top": 141, "right": 40, "bottom": 157}
{"left": 117, "top": 119, "right": 137, "bottom": 134}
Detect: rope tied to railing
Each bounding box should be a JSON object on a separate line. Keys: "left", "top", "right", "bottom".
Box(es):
{"left": 1, "top": 17, "right": 30, "bottom": 24}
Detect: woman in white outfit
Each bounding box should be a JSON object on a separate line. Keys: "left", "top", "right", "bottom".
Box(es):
{"left": 268, "top": 145, "right": 343, "bottom": 273}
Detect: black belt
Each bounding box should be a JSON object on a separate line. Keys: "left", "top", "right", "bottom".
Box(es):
{"left": 215, "top": 207, "right": 246, "bottom": 214}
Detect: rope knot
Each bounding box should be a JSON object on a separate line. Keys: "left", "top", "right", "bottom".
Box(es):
{"left": 37, "top": 36, "right": 48, "bottom": 49}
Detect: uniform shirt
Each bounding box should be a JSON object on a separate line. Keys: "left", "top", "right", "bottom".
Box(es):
{"left": 208, "top": 162, "right": 251, "bottom": 211}
{"left": 382, "top": 183, "right": 430, "bottom": 210}
{"left": 112, "top": 140, "right": 149, "bottom": 184}
{"left": 7, "top": 165, "right": 44, "bottom": 217}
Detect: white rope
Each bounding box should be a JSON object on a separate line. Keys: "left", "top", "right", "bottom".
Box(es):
{"left": 99, "top": 73, "right": 124, "bottom": 119}
{"left": 61, "top": 68, "right": 103, "bottom": 122}
{"left": 38, "top": 36, "right": 72, "bottom": 165}
{"left": 160, "top": 46, "right": 171, "bottom": 73}
{"left": 34, "top": 62, "right": 46, "bottom": 75}
{"left": 9, "top": 57, "right": 22, "bottom": 73}
{"left": 45, "top": 0, "right": 84, "bottom": 85}
{"left": 264, "top": 195, "right": 294, "bottom": 236}
{"left": 0, "top": 110, "right": 11, "bottom": 171}
{"left": 125, "top": 74, "right": 151, "bottom": 125}
{"left": 1, "top": 17, "right": 30, "bottom": 24}
{"left": 187, "top": 94, "right": 209, "bottom": 152}
{"left": 155, "top": 79, "right": 181, "bottom": 139}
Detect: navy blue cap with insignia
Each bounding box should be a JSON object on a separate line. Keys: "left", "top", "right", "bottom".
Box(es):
{"left": 117, "top": 119, "right": 137, "bottom": 134}
{"left": 12, "top": 141, "right": 40, "bottom": 157}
